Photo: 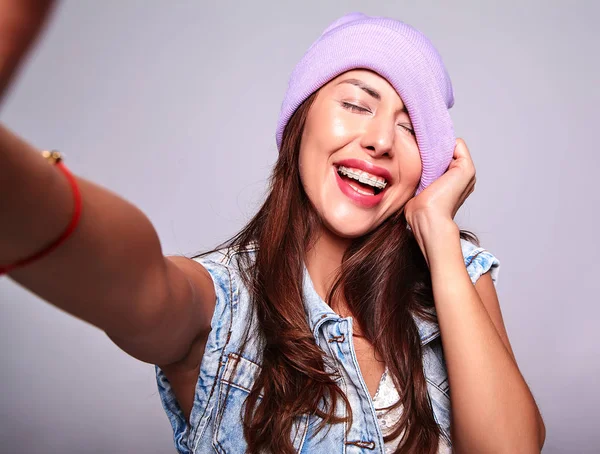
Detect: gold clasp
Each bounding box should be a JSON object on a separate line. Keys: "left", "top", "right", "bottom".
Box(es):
{"left": 41, "top": 150, "right": 63, "bottom": 164}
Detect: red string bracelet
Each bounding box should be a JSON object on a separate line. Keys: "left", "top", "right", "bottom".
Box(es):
{"left": 0, "top": 150, "right": 82, "bottom": 276}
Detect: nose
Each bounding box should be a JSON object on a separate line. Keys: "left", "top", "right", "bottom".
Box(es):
{"left": 360, "top": 113, "right": 395, "bottom": 158}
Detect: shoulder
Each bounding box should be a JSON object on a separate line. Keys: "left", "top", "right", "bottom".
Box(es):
{"left": 187, "top": 241, "right": 258, "bottom": 287}
{"left": 459, "top": 238, "right": 501, "bottom": 286}
{"left": 191, "top": 241, "right": 258, "bottom": 270}
{"left": 186, "top": 242, "right": 258, "bottom": 321}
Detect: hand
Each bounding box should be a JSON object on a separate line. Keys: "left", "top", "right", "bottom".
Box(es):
{"left": 404, "top": 138, "right": 476, "bottom": 231}
{"left": 0, "top": 0, "right": 56, "bottom": 104}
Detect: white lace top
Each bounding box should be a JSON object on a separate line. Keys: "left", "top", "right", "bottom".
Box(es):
{"left": 372, "top": 367, "right": 452, "bottom": 453}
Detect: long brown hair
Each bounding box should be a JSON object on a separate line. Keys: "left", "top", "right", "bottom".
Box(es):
{"left": 202, "top": 90, "right": 480, "bottom": 453}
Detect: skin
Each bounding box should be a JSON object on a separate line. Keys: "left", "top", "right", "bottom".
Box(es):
{"left": 0, "top": 4, "right": 545, "bottom": 452}
{"left": 299, "top": 69, "right": 422, "bottom": 239}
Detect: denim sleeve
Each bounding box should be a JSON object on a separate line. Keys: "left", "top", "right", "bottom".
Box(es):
{"left": 459, "top": 238, "right": 501, "bottom": 286}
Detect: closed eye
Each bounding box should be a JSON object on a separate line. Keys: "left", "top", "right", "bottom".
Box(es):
{"left": 399, "top": 124, "right": 415, "bottom": 136}
{"left": 341, "top": 102, "right": 415, "bottom": 136}
{"left": 341, "top": 102, "right": 369, "bottom": 113}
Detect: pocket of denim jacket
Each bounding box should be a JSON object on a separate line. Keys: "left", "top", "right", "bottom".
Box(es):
{"left": 220, "top": 353, "right": 263, "bottom": 397}
{"left": 212, "top": 353, "right": 309, "bottom": 453}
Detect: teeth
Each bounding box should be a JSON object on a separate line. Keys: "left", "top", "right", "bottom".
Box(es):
{"left": 348, "top": 184, "right": 373, "bottom": 196}
{"left": 337, "top": 166, "right": 387, "bottom": 189}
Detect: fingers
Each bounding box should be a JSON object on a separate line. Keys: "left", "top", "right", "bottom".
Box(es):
{"left": 455, "top": 139, "right": 476, "bottom": 217}
{"left": 454, "top": 137, "right": 472, "bottom": 161}
{"left": 454, "top": 138, "right": 476, "bottom": 179}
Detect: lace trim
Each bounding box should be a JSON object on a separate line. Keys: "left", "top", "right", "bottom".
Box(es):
{"left": 372, "top": 366, "right": 451, "bottom": 453}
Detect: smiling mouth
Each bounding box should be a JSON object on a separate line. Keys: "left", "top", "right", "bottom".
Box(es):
{"left": 335, "top": 165, "right": 388, "bottom": 196}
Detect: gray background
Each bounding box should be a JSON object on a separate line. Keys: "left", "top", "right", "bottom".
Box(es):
{"left": 1, "top": 1, "right": 598, "bottom": 453}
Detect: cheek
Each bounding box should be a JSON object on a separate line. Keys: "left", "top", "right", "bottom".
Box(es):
{"left": 298, "top": 111, "right": 346, "bottom": 196}
{"left": 304, "top": 101, "right": 353, "bottom": 149}
{"left": 298, "top": 143, "right": 320, "bottom": 200}
{"left": 298, "top": 150, "right": 309, "bottom": 191}
{"left": 398, "top": 145, "right": 423, "bottom": 184}
{"left": 330, "top": 112, "right": 351, "bottom": 139}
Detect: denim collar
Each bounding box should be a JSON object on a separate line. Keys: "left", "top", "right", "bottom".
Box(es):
{"left": 302, "top": 263, "right": 440, "bottom": 346}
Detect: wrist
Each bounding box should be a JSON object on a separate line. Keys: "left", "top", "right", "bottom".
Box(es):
{"left": 0, "top": 128, "right": 74, "bottom": 265}
{"left": 410, "top": 212, "right": 458, "bottom": 242}
{"left": 409, "top": 214, "right": 459, "bottom": 264}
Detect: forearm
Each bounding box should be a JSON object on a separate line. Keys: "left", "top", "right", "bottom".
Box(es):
{"left": 416, "top": 219, "right": 541, "bottom": 452}
{"left": 0, "top": 124, "right": 174, "bottom": 339}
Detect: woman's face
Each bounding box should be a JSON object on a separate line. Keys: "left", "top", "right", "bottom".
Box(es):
{"left": 299, "top": 69, "right": 422, "bottom": 238}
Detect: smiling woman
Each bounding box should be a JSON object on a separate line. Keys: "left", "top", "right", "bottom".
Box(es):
{"left": 0, "top": 6, "right": 545, "bottom": 454}
{"left": 154, "top": 13, "right": 543, "bottom": 453}
{"left": 299, "top": 70, "right": 422, "bottom": 232}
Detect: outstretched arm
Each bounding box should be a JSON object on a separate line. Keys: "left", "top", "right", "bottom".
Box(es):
{"left": 0, "top": 125, "right": 215, "bottom": 366}
{"left": 0, "top": 1, "right": 216, "bottom": 367}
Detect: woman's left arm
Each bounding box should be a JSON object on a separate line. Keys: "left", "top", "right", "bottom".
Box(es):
{"left": 405, "top": 139, "right": 545, "bottom": 453}
{"left": 424, "top": 221, "right": 544, "bottom": 453}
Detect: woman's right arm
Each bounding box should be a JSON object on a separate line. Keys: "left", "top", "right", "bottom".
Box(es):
{"left": 0, "top": 124, "right": 216, "bottom": 366}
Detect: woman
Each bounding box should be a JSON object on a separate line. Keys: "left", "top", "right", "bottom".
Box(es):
{"left": 0, "top": 4, "right": 545, "bottom": 454}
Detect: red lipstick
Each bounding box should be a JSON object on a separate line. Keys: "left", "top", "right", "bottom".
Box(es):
{"left": 332, "top": 159, "right": 391, "bottom": 208}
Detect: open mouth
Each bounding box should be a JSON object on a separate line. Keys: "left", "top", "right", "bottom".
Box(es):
{"left": 335, "top": 164, "right": 388, "bottom": 196}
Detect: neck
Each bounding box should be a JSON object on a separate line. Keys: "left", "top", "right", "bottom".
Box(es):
{"left": 304, "top": 225, "right": 351, "bottom": 309}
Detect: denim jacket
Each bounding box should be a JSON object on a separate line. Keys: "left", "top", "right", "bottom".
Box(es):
{"left": 156, "top": 239, "right": 500, "bottom": 453}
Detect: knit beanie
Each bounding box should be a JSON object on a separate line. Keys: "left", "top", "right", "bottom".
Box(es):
{"left": 275, "top": 12, "right": 455, "bottom": 195}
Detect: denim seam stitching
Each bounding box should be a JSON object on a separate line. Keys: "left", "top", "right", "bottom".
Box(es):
{"left": 192, "top": 260, "right": 235, "bottom": 453}
{"left": 426, "top": 377, "right": 450, "bottom": 400}
{"left": 421, "top": 330, "right": 441, "bottom": 346}
{"left": 220, "top": 353, "right": 264, "bottom": 397}
{"left": 340, "top": 363, "right": 349, "bottom": 454}
{"left": 211, "top": 271, "right": 236, "bottom": 453}
{"left": 212, "top": 370, "right": 230, "bottom": 454}
{"left": 208, "top": 246, "right": 252, "bottom": 453}
{"left": 295, "top": 413, "right": 310, "bottom": 453}
{"left": 426, "top": 377, "right": 453, "bottom": 448}
{"left": 345, "top": 319, "right": 385, "bottom": 453}
{"left": 464, "top": 248, "right": 485, "bottom": 269}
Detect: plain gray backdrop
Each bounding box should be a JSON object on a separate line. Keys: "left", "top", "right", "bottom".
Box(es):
{"left": 1, "top": 1, "right": 598, "bottom": 453}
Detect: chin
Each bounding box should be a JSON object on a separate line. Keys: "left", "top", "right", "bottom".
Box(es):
{"left": 321, "top": 214, "right": 379, "bottom": 239}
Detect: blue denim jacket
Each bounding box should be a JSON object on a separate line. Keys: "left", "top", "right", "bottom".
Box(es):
{"left": 156, "top": 239, "right": 500, "bottom": 453}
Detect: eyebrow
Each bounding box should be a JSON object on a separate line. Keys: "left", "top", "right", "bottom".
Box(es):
{"left": 336, "top": 78, "right": 408, "bottom": 114}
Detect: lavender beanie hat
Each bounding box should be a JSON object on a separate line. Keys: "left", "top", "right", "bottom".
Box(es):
{"left": 276, "top": 12, "right": 456, "bottom": 195}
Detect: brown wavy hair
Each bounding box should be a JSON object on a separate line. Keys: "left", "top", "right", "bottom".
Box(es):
{"left": 204, "top": 90, "right": 480, "bottom": 453}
